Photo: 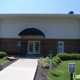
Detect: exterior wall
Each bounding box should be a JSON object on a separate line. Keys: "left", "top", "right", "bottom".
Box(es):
{"left": 0, "top": 38, "right": 80, "bottom": 56}
{"left": 0, "top": 18, "right": 80, "bottom": 39}
{"left": 0, "top": 18, "right": 80, "bottom": 56}
{"left": 0, "top": 38, "right": 45, "bottom": 56}
{"left": 0, "top": 38, "right": 21, "bottom": 55}
{"left": 45, "top": 39, "right": 80, "bottom": 55}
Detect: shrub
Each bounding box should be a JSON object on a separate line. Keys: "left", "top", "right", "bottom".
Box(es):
{"left": 52, "top": 62, "right": 57, "bottom": 67}
{"left": 38, "top": 58, "right": 44, "bottom": 63}
{"left": 38, "top": 58, "right": 50, "bottom": 68}
{"left": 50, "top": 56, "right": 61, "bottom": 67}
{"left": 0, "top": 52, "right": 7, "bottom": 58}
{"left": 43, "top": 62, "right": 50, "bottom": 68}
{"left": 69, "top": 54, "right": 77, "bottom": 60}
{"left": 70, "top": 53, "right": 80, "bottom": 60}
{"left": 52, "top": 58, "right": 58, "bottom": 64}
{"left": 53, "top": 56, "right": 61, "bottom": 63}
{"left": 56, "top": 53, "right": 70, "bottom": 60}
{"left": 38, "top": 58, "right": 45, "bottom": 67}
{"left": 38, "top": 56, "right": 61, "bottom": 68}
{"left": 56, "top": 53, "right": 80, "bottom": 60}
{"left": 46, "top": 57, "right": 50, "bottom": 63}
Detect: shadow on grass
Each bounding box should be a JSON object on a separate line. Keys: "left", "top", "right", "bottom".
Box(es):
{"left": 51, "top": 72, "right": 60, "bottom": 77}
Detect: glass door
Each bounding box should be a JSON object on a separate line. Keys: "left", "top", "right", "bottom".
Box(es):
{"left": 28, "top": 41, "right": 40, "bottom": 54}
{"left": 28, "top": 41, "right": 34, "bottom": 54}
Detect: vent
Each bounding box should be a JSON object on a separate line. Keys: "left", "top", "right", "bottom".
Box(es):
{"left": 68, "top": 11, "right": 74, "bottom": 14}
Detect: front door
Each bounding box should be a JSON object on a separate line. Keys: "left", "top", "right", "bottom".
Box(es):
{"left": 28, "top": 41, "right": 40, "bottom": 54}
{"left": 57, "top": 41, "right": 64, "bottom": 53}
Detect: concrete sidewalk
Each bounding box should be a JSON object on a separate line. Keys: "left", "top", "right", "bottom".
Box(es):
{"left": 0, "top": 58, "right": 38, "bottom": 80}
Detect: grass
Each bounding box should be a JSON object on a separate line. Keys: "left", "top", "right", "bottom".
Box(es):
{"left": 47, "top": 60, "right": 80, "bottom": 80}
{"left": 0, "top": 59, "right": 8, "bottom": 70}
{"left": 0, "top": 59, "right": 8, "bottom": 65}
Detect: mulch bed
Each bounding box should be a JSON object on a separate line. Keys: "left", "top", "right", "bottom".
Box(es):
{"left": 34, "top": 66, "right": 49, "bottom": 80}
{"left": 34, "top": 63, "right": 61, "bottom": 80}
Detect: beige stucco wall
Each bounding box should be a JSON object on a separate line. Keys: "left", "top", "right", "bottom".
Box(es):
{"left": 0, "top": 18, "right": 80, "bottom": 39}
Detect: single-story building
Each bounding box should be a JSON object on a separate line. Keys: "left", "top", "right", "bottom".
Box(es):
{"left": 0, "top": 13, "right": 80, "bottom": 57}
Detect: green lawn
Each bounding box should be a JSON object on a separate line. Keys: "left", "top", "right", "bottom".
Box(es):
{"left": 0, "top": 59, "right": 8, "bottom": 65}
{"left": 47, "top": 60, "right": 80, "bottom": 80}
{"left": 0, "top": 59, "right": 8, "bottom": 70}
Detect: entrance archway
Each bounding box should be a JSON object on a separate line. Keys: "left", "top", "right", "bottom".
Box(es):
{"left": 18, "top": 28, "right": 45, "bottom": 57}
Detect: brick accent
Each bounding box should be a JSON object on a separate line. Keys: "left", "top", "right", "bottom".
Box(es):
{"left": 0, "top": 38, "right": 80, "bottom": 56}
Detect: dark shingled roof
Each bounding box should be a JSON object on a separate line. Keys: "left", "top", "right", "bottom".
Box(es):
{"left": 18, "top": 28, "right": 45, "bottom": 36}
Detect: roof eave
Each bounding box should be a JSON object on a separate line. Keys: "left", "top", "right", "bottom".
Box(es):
{"left": 0, "top": 14, "right": 80, "bottom": 18}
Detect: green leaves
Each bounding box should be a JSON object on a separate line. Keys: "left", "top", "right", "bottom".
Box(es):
{"left": 0, "top": 52, "right": 7, "bottom": 58}
{"left": 57, "top": 53, "right": 80, "bottom": 60}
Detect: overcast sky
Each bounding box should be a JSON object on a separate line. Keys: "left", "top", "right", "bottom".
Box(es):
{"left": 0, "top": 0, "right": 80, "bottom": 14}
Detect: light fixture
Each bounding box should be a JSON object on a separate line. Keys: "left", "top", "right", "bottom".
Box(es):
{"left": 17, "top": 41, "right": 21, "bottom": 47}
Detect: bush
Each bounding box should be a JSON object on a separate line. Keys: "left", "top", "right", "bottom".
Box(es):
{"left": 38, "top": 56, "right": 61, "bottom": 68}
{"left": 38, "top": 58, "right": 50, "bottom": 68}
{"left": 52, "top": 58, "right": 58, "bottom": 64}
{"left": 70, "top": 53, "right": 80, "bottom": 60}
{"left": 0, "top": 52, "right": 7, "bottom": 58}
{"left": 38, "top": 58, "right": 44, "bottom": 63}
{"left": 43, "top": 62, "right": 50, "bottom": 68}
{"left": 38, "top": 58, "right": 45, "bottom": 67}
{"left": 46, "top": 57, "right": 50, "bottom": 63}
{"left": 52, "top": 62, "right": 57, "bottom": 67}
{"left": 54, "top": 56, "right": 61, "bottom": 63}
{"left": 50, "top": 56, "right": 61, "bottom": 67}
{"left": 56, "top": 53, "right": 70, "bottom": 60}
{"left": 56, "top": 53, "right": 80, "bottom": 60}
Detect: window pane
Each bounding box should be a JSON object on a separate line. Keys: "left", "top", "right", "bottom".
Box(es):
{"left": 35, "top": 42, "right": 39, "bottom": 51}
{"left": 29, "top": 42, "right": 33, "bottom": 52}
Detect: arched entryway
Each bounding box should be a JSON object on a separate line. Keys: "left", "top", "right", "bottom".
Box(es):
{"left": 18, "top": 28, "right": 45, "bottom": 57}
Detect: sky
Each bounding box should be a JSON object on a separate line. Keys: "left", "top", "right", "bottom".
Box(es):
{"left": 0, "top": 0, "right": 80, "bottom": 14}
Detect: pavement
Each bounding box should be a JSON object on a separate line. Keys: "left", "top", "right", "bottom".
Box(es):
{"left": 0, "top": 58, "right": 38, "bottom": 80}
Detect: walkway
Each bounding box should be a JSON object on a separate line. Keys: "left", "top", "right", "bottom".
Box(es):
{"left": 0, "top": 58, "right": 38, "bottom": 80}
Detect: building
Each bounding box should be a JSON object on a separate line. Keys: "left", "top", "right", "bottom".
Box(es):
{"left": 0, "top": 14, "right": 80, "bottom": 57}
